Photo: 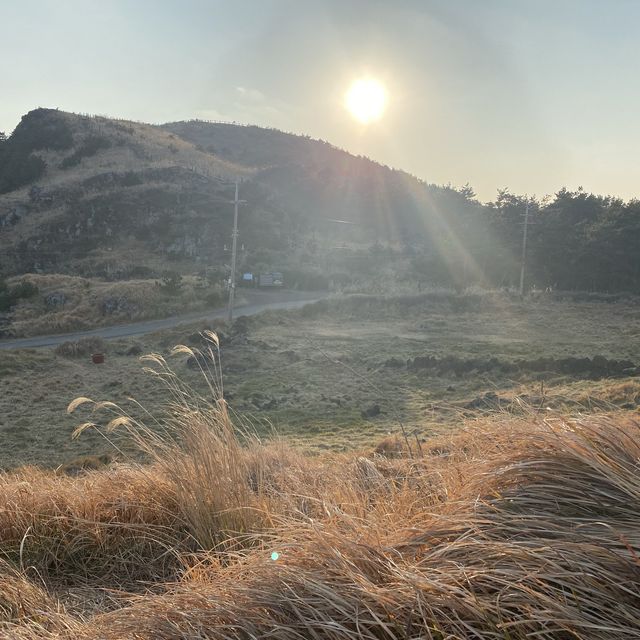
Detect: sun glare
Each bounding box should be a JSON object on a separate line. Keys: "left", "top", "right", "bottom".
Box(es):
{"left": 345, "top": 78, "right": 387, "bottom": 124}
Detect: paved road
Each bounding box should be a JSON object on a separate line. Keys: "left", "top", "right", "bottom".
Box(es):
{"left": 0, "top": 290, "right": 327, "bottom": 350}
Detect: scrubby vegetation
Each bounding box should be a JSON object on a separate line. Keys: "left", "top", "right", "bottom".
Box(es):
{"left": 0, "top": 108, "right": 72, "bottom": 193}
{"left": 54, "top": 337, "right": 107, "bottom": 359}
{"left": 60, "top": 135, "right": 111, "bottom": 169}
{"left": 0, "top": 335, "right": 639, "bottom": 638}
{"left": 0, "top": 278, "right": 38, "bottom": 312}
{"left": 2, "top": 273, "right": 224, "bottom": 338}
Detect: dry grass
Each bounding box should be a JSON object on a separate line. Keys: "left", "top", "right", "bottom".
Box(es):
{"left": 54, "top": 337, "right": 107, "bottom": 359}
{"left": 3, "top": 293, "right": 639, "bottom": 469}
{"left": 5, "top": 111, "right": 250, "bottom": 202}
{"left": 0, "top": 560, "right": 67, "bottom": 629}
{"left": 6, "top": 273, "right": 223, "bottom": 338}
{"left": 0, "top": 464, "right": 183, "bottom": 586}
{"left": 1, "top": 334, "right": 639, "bottom": 638}
{"left": 572, "top": 378, "right": 640, "bottom": 407}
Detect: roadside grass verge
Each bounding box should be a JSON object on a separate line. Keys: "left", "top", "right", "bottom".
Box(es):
{"left": 5, "top": 273, "right": 223, "bottom": 338}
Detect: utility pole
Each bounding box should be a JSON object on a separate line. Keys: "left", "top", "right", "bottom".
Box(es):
{"left": 227, "top": 180, "right": 240, "bottom": 323}
{"left": 519, "top": 198, "right": 530, "bottom": 297}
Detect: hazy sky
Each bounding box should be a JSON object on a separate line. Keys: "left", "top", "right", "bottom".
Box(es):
{"left": 2, "top": 0, "right": 639, "bottom": 201}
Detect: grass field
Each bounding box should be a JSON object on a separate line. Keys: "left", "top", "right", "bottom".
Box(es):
{"left": 1, "top": 291, "right": 639, "bottom": 469}
{"left": 0, "top": 333, "right": 639, "bottom": 637}
{"left": 1, "top": 292, "right": 640, "bottom": 637}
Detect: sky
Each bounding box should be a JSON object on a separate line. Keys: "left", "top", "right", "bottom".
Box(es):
{"left": 2, "top": 0, "right": 639, "bottom": 202}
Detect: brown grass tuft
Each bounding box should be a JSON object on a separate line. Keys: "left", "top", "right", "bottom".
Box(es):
{"left": 0, "top": 560, "right": 77, "bottom": 637}
{"left": 69, "top": 414, "right": 640, "bottom": 640}
{"left": 54, "top": 338, "right": 107, "bottom": 359}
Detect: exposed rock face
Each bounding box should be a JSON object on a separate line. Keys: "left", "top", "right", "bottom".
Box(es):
{"left": 101, "top": 296, "right": 138, "bottom": 316}
{"left": 44, "top": 292, "right": 67, "bottom": 307}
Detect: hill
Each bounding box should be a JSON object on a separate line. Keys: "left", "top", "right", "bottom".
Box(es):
{"left": 0, "top": 109, "right": 252, "bottom": 279}
{"left": 1, "top": 108, "right": 639, "bottom": 310}
{"left": 0, "top": 109, "right": 479, "bottom": 337}
{"left": 0, "top": 109, "right": 472, "bottom": 282}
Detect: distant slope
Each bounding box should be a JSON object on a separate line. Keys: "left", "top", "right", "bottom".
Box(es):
{"left": 0, "top": 109, "right": 259, "bottom": 277}
{"left": 1, "top": 109, "right": 638, "bottom": 296}
{"left": 162, "top": 119, "right": 432, "bottom": 232}
{"left": 161, "top": 120, "right": 362, "bottom": 169}
{"left": 162, "top": 119, "right": 483, "bottom": 245}
{"left": 0, "top": 109, "right": 483, "bottom": 282}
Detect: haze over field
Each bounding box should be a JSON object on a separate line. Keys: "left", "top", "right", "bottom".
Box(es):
{"left": 2, "top": 3, "right": 640, "bottom": 639}
{"left": 3, "top": 0, "right": 640, "bottom": 200}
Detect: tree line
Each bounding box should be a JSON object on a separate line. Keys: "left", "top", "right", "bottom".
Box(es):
{"left": 402, "top": 184, "right": 640, "bottom": 294}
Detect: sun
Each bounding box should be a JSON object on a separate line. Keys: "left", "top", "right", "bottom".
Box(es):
{"left": 345, "top": 78, "right": 387, "bottom": 124}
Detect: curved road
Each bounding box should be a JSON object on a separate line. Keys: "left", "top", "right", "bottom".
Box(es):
{"left": 0, "top": 290, "right": 328, "bottom": 350}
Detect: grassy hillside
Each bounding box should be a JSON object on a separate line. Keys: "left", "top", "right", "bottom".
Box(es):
{"left": 0, "top": 109, "right": 448, "bottom": 282}
{"left": 0, "top": 109, "right": 253, "bottom": 278}
{"left": 162, "top": 119, "right": 479, "bottom": 253}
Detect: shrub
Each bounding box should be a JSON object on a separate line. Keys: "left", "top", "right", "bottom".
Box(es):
{"left": 159, "top": 271, "right": 183, "bottom": 294}
{"left": 60, "top": 135, "right": 111, "bottom": 169}
{"left": 54, "top": 337, "right": 107, "bottom": 358}
{"left": 0, "top": 279, "right": 39, "bottom": 311}
{"left": 0, "top": 152, "right": 46, "bottom": 194}
{"left": 10, "top": 281, "right": 38, "bottom": 300}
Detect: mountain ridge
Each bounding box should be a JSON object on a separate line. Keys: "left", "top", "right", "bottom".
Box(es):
{"left": 1, "top": 108, "right": 639, "bottom": 298}
{"left": 0, "top": 108, "right": 469, "bottom": 280}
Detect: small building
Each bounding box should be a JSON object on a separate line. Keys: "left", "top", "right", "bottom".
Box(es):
{"left": 259, "top": 272, "right": 284, "bottom": 287}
